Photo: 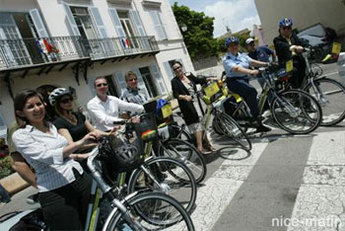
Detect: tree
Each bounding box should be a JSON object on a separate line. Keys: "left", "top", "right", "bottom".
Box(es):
{"left": 172, "top": 3, "right": 218, "bottom": 60}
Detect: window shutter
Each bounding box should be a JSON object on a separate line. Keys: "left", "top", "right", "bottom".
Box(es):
{"left": 115, "top": 72, "right": 127, "bottom": 95}
{"left": 89, "top": 7, "right": 108, "bottom": 38}
{"left": 29, "top": 9, "right": 49, "bottom": 38}
{"left": 132, "top": 68, "right": 150, "bottom": 98}
{"left": 163, "top": 61, "right": 173, "bottom": 81}
{"left": 129, "top": 10, "right": 146, "bottom": 36}
{"left": 150, "top": 64, "right": 167, "bottom": 95}
{"left": 108, "top": 8, "right": 125, "bottom": 38}
{"left": 149, "top": 11, "right": 167, "bottom": 40}
{"left": 63, "top": 3, "right": 80, "bottom": 36}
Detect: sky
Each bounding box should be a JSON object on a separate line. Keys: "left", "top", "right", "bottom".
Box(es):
{"left": 168, "top": 0, "right": 261, "bottom": 37}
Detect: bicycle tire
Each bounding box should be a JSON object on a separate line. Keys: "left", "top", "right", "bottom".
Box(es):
{"left": 104, "top": 192, "right": 195, "bottom": 231}
{"left": 169, "top": 124, "right": 195, "bottom": 144}
{"left": 303, "top": 78, "right": 345, "bottom": 126}
{"left": 214, "top": 112, "right": 252, "bottom": 151}
{"left": 127, "top": 157, "right": 197, "bottom": 214}
{"left": 159, "top": 138, "right": 207, "bottom": 184}
{"left": 212, "top": 116, "right": 223, "bottom": 135}
{"left": 271, "top": 89, "right": 322, "bottom": 134}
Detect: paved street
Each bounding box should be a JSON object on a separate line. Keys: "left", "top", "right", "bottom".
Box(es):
{"left": 1, "top": 63, "right": 345, "bottom": 230}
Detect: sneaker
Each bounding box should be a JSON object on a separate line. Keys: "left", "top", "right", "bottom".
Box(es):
{"left": 255, "top": 125, "right": 272, "bottom": 133}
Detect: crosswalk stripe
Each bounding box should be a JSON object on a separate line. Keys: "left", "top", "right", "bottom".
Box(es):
{"left": 191, "top": 142, "right": 269, "bottom": 230}
{"left": 287, "top": 131, "right": 345, "bottom": 231}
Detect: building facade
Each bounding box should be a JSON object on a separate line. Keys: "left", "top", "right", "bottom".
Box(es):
{"left": 254, "top": 0, "right": 345, "bottom": 46}
{"left": 0, "top": 0, "right": 193, "bottom": 131}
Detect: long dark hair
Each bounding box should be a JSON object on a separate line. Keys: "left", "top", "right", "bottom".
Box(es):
{"left": 14, "top": 89, "right": 48, "bottom": 128}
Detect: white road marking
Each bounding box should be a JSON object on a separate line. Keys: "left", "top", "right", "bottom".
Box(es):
{"left": 288, "top": 131, "right": 345, "bottom": 231}
{"left": 191, "top": 142, "right": 269, "bottom": 231}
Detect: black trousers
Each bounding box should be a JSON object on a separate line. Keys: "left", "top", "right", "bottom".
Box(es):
{"left": 38, "top": 168, "right": 92, "bottom": 230}
{"left": 291, "top": 56, "right": 307, "bottom": 89}
{"left": 226, "top": 77, "right": 260, "bottom": 117}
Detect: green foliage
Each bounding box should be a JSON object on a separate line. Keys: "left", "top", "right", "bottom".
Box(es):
{"left": 0, "top": 156, "right": 13, "bottom": 179}
{"left": 172, "top": 3, "right": 218, "bottom": 60}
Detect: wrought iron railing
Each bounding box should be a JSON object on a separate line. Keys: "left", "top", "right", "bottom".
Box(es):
{"left": 0, "top": 35, "right": 159, "bottom": 70}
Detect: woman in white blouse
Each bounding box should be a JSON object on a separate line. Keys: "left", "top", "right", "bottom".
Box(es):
{"left": 12, "top": 89, "right": 99, "bottom": 230}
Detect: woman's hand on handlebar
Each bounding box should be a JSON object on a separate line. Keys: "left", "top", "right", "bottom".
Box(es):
{"left": 81, "top": 131, "right": 100, "bottom": 145}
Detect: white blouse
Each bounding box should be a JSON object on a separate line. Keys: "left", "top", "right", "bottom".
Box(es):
{"left": 12, "top": 123, "right": 83, "bottom": 192}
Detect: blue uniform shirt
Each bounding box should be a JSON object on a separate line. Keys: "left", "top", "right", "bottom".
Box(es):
{"left": 248, "top": 46, "right": 274, "bottom": 62}
{"left": 223, "top": 52, "right": 252, "bottom": 78}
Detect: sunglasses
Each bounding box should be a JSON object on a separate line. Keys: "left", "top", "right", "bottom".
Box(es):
{"left": 96, "top": 83, "right": 108, "bottom": 87}
{"left": 173, "top": 66, "right": 181, "bottom": 71}
{"left": 282, "top": 26, "right": 292, "bottom": 30}
{"left": 60, "top": 97, "right": 73, "bottom": 104}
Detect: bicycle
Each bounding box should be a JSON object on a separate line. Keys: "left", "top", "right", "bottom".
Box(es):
{"left": 218, "top": 65, "right": 323, "bottom": 134}
{"left": 96, "top": 117, "right": 197, "bottom": 217}
{"left": 301, "top": 47, "right": 345, "bottom": 126}
{"left": 142, "top": 101, "right": 208, "bottom": 184}
{"left": 164, "top": 77, "right": 252, "bottom": 151}
{"left": 86, "top": 136, "right": 195, "bottom": 230}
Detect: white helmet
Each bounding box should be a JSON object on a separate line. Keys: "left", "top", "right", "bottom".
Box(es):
{"left": 48, "top": 88, "right": 71, "bottom": 106}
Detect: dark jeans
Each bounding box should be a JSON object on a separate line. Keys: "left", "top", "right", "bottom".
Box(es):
{"left": 226, "top": 77, "right": 260, "bottom": 117}
{"left": 38, "top": 168, "right": 92, "bottom": 230}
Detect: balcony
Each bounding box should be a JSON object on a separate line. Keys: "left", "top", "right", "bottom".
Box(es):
{"left": 0, "top": 35, "right": 159, "bottom": 74}
{"left": 82, "top": 36, "right": 159, "bottom": 61}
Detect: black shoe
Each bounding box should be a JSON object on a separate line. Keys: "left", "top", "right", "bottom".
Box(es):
{"left": 255, "top": 125, "right": 271, "bottom": 133}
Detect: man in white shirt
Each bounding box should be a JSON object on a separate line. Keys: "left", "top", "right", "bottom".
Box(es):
{"left": 87, "top": 77, "right": 144, "bottom": 131}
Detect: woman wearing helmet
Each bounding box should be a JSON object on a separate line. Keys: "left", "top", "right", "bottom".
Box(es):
{"left": 273, "top": 18, "right": 308, "bottom": 88}
{"left": 49, "top": 88, "right": 116, "bottom": 165}
{"left": 223, "top": 36, "right": 271, "bottom": 133}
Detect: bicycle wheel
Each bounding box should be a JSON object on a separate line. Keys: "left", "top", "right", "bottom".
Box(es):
{"left": 304, "top": 78, "right": 345, "bottom": 126}
{"left": 159, "top": 138, "right": 207, "bottom": 184}
{"left": 214, "top": 112, "right": 252, "bottom": 151}
{"left": 169, "top": 123, "right": 195, "bottom": 144}
{"left": 271, "top": 89, "right": 322, "bottom": 134}
{"left": 104, "top": 192, "right": 195, "bottom": 230}
{"left": 127, "top": 157, "right": 197, "bottom": 214}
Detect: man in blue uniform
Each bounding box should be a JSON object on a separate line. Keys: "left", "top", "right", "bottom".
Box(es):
{"left": 223, "top": 36, "right": 271, "bottom": 132}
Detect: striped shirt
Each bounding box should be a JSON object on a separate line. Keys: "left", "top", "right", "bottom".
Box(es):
{"left": 12, "top": 123, "right": 83, "bottom": 192}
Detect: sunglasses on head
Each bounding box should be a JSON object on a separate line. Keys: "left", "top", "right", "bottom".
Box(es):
{"left": 96, "top": 83, "right": 108, "bottom": 87}
{"left": 60, "top": 97, "right": 73, "bottom": 104}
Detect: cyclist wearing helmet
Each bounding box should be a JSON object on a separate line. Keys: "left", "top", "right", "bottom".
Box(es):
{"left": 273, "top": 17, "right": 308, "bottom": 88}
{"left": 223, "top": 36, "right": 271, "bottom": 132}
{"left": 49, "top": 88, "right": 115, "bottom": 165}
{"left": 87, "top": 77, "right": 144, "bottom": 131}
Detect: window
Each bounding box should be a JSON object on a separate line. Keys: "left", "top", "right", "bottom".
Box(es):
{"left": 139, "top": 67, "right": 158, "bottom": 97}
{"left": 118, "top": 11, "right": 138, "bottom": 48}
{"left": 149, "top": 10, "right": 167, "bottom": 40}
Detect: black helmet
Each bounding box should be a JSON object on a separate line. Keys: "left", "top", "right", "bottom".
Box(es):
{"left": 98, "top": 126, "right": 144, "bottom": 180}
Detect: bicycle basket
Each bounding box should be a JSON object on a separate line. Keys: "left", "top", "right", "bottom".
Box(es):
{"left": 135, "top": 112, "right": 158, "bottom": 142}
{"left": 202, "top": 81, "right": 223, "bottom": 104}
{"left": 98, "top": 128, "right": 144, "bottom": 176}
